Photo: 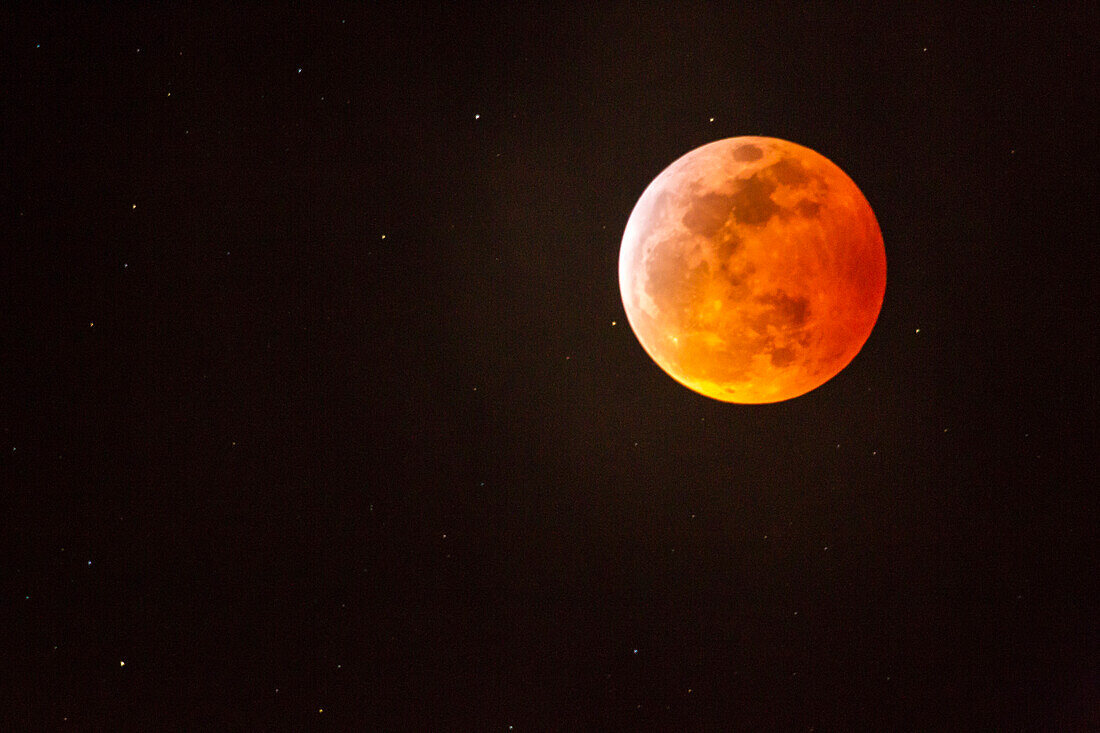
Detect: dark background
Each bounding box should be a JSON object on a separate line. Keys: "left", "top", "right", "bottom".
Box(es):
{"left": 5, "top": 3, "right": 1097, "bottom": 729}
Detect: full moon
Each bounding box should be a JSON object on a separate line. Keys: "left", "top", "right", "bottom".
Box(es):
{"left": 619, "top": 136, "right": 886, "bottom": 403}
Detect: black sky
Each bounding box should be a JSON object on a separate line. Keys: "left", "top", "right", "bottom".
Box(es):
{"left": 5, "top": 3, "right": 1098, "bottom": 729}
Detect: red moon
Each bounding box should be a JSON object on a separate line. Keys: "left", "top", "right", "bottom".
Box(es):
{"left": 619, "top": 136, "right": 886, "bottom": 403}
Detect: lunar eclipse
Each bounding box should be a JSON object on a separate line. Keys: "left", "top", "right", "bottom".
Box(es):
{"left": 619, "top": 136, "right": 887, "bottom": 403}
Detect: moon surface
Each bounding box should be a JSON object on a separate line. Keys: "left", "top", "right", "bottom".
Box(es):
{"left": 619, "top": 136, "right": 886, "bottom": 403}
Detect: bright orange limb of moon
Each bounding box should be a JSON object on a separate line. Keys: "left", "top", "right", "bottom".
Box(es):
{"left": 619, "top": 136, "right": 886, "bottom": 403}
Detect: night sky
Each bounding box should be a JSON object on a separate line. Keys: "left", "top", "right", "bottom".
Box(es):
{"left": 6, "top": 4, "right": 1098, "bottom": 729}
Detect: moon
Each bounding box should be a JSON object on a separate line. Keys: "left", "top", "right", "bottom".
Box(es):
{"left": 619, "top": 136, "right": 886, "bottom": 403}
